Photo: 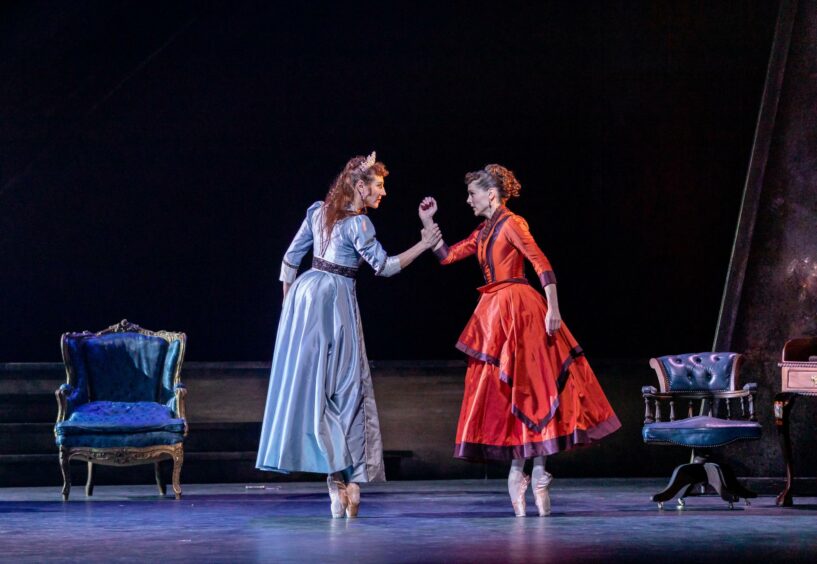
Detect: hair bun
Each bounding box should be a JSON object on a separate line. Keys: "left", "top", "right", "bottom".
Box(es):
{"left": 484, "top": 164, "right": 521, "bottom": 199}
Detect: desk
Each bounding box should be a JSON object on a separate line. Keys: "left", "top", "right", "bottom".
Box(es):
{"left": 775, "top": 338, "right": 817, "bottom": 506}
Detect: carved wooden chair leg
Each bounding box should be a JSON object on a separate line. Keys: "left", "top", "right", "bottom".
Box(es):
{"left": 155, "top": 461, "right": 167, "bottom": 496}
{"left": 85, "top": 461, "right": 94, "bottom": 497}
{"left": 59, "top": 447, "right": 71, "bottom": 501}
{"left": 171, "top": 445, "right": 183, "bottom": 500}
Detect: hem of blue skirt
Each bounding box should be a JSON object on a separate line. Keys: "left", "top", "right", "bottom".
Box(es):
{"left": 255, "top": 464, "right": 386, "bottom": 483}
{"left": 255, "top": 465, "right": 291, "bottom": 475}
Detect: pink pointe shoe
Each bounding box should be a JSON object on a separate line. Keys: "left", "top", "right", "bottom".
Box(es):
{"left": 327, "top": 476, "right": 348, "bottom": 519}
{"left": 533, "top": 472, "right": 553, "bottom": 517}
{"left": 511, "top": 474, "right": 531, "bottom": 517}
{"left": 345, "top": 483, "right": 360, "bottom": 518}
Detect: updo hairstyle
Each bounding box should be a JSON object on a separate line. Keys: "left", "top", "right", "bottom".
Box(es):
{"left": 464, "top": 163, "right": 521, "bottom": 202}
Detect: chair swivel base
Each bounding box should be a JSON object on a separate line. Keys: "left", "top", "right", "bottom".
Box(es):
{"left": 651, "top": 462, "right": 756, "bottom": 508}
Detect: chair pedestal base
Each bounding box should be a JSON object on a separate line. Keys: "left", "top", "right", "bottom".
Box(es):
{"left": 651, "top": 462, "right": 756, "bottom": 506}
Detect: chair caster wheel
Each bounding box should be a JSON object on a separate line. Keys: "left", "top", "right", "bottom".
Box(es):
{"left": 677, "top": 498, "right": 685, "bottom": 509}
{"left": 728, "top": 502, "right": 734, "bottom": 510}
{"left": 657, "top": 502, "right": 664, "bottom": 510}
{"left": 744, "top": 499, "right": 751, "bottom": 507}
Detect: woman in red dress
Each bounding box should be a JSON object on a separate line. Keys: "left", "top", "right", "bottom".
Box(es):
{"left": 419, "top": 164, "right": 620, "bottom": 517}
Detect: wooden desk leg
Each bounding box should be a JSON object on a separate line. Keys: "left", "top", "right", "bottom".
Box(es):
{"left": 775, "top": 392, "right": 798, "bottom": 507}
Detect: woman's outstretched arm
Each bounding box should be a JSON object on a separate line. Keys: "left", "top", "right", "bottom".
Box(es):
{"left": 393, "top": 224, "right": 443, "bottom": 270}
{"left": 351, "top": 215, "right": 441, "bottom": 277}
{"left": 419, "top": 197, "right": 445, "bottom": 251}
{"left": 418, "top": 197, "right": 479, "bottom": 265}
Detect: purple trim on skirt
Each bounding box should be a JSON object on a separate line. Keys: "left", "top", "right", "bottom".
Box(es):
{"left": 499, "top": 370, "right": 512, "bottom": 386}
{"left": 539, "top": 270, "right": 557, "bottom": 287}
{"left": 434, "top": 243, "right": 450, "bottom": 262}
{"left": 555, "top": 346, "right": 584, "bottom": 393}
{"left": 510, "top": 345, "right": 584, "bottom": 432}
{"left": 453, "top": 414, "right": 622, "bottom": 461}
{"left": 512, "top": 398, "right": 561, "bottom": 433}
{"left": 456, "top": 341, "right": 500, "bottom": 366}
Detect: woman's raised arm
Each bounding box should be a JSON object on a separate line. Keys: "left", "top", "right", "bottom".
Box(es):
{"left": 350, "top": 215, "right": 441, "bottom": 277}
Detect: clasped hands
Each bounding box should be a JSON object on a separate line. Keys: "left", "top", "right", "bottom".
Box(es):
{"left": 419, "top": 196, "right": 442, "bottom": 249}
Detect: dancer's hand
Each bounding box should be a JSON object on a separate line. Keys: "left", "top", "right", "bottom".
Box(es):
{"left": 418, "top": 197, "right": 438, "bottom": 226}
{"left": 545, "top": 308, "right": 561, "bottom": 336}
{"left": 283, "top": 282, "right": 291, "bottom": 302}
{"left": 421, "top": 223, "right": 442, "bottom": 249}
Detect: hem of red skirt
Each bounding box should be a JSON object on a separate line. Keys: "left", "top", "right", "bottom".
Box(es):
{"left": 452, "top": 413, "right": 622, "bottom": 462}
{"left": 455, "top": 340, "right": 500, "bottom": 366}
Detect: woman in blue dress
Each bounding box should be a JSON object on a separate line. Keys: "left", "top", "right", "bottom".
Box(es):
{"left": 256, "top": 152, "right": 441, "bottom": 518}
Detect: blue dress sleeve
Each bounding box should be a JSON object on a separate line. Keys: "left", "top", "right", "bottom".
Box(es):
{"left": 280, "top": 201, "right": 322, "bottom": 283}
{"left": 348, "top": 215, "right": 401, "bottom": 277}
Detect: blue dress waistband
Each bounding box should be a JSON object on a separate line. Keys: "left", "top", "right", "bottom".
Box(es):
{"left": 312, "top": 257, "right": 358, "bottom": 278}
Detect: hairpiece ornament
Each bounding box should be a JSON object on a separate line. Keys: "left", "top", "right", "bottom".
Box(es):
{"left": 357, "top": 151, "right": 377, "bottom": 173}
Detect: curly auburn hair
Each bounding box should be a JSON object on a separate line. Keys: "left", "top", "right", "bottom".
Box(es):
{"left": 322, "top": 155, "right": 389, "bottom": 247}
{"left": 464, "top": 163, "right": 521, "bottom": 202}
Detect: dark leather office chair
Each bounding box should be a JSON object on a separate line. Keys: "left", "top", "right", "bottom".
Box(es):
{"left": 641, "top": 352, "right": 761, "bottom": 509}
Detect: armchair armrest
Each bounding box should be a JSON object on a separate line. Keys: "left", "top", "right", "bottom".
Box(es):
{"left": 742, "top": 382, "right": 758, "bottom": 421}
{"left": 55, "top": 383, "right": 74, "bottom": 424}
{"left": 173, "top": 383, "right": 188, "bottom": 436}
{"left": 642, "top": 386, "right": 759, "bottom": 424}
{"left": 642, "top": 386, "right": 658, "bottom": 423}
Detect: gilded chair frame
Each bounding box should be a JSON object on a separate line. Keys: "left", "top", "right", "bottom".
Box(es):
{"left": 55, "top": 319, "right": 188, "bottom": 500}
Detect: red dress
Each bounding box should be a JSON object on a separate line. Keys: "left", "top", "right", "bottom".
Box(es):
{"left": 436, "top": 206, "right": 620, "bottom": 461}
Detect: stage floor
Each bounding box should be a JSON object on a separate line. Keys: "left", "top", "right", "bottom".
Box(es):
{"left": 1, "top": 479, "right": 816, "bottom": 563}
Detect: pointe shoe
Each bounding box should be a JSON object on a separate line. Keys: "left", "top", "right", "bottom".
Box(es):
{"left": 533, "top": 472, "right": 553, "bottom": 517}
{"left": 327, "top": 476, "right": 348, "bottom": 519}
{"left": 511, "top": 474, "right": 531, "bottom": 517}
{"left": 345, "top": 483, "right": 360, "bottom": 518}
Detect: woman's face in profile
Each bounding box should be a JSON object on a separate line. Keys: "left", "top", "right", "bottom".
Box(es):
{"left": 466, "top": 182, "right": 491, "bottom": 217}
{"left": 364, "top": 176, "right": 386, "bottom": 209}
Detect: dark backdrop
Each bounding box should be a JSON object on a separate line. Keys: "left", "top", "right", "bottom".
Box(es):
{"left": 0, "top": 1, "right": 779, "bottom": 361}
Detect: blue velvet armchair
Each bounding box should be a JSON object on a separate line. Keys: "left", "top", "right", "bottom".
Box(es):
{"left": 55, "top": 320, "right": 188, "bottom": 500}
{"left": 641, "top": 352, "right": 761, "bottom": 509}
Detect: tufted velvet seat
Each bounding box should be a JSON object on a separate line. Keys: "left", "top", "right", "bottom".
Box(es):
{"left": 55, "top": 320, "right": 188, "bottom": 500}
{"left": 56, "top": 402, "right": 186, "bottom": 436}
{"left": 641, "top": 352, "right": 760, "bottom": 509}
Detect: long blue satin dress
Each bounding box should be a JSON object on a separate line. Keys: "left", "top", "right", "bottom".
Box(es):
{"left": 256, "top": 201, "right": 401, "bottom": 482}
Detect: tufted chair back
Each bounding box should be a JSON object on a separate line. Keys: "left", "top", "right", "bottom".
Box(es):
{"left": 649, "top": 353, "right": 741, "bottom": 393}
{"left": 61, "top": 322, "right": 183, "bottom": 409}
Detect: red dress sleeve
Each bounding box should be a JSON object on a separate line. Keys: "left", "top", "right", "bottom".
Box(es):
{"left": 504, "top": 215, "right": 557, "bottom": 287}
{"left": 434, "top": 225, "right": 482, "bottom": 265}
